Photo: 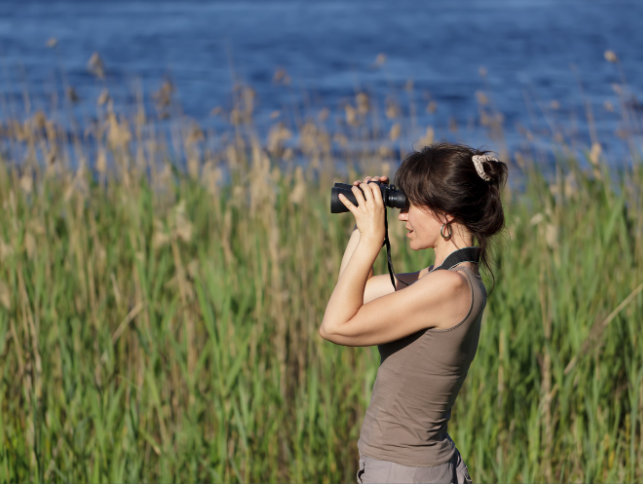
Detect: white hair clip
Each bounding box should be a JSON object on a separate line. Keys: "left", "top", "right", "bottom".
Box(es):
{"left": 471, "top": 154, "right": 498, "bottom": 182}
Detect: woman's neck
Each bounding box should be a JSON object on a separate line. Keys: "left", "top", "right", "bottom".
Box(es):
{"left": 432, "top": 232, "right": 475, "bottom": 270}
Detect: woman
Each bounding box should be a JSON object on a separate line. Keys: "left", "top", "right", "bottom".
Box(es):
{"left": 319, "top": 142, "right": 508, "bottom": 483}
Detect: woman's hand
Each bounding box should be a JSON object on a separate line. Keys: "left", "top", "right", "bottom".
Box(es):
{"left": 339, "top": 175, "right": 387, "bottom": 246}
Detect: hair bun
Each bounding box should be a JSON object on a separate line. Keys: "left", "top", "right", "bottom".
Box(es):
{"left": 472, "top": 154, "right": 506, "bottom": 186}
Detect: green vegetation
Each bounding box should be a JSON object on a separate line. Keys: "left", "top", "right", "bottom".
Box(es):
{"left": 0, "top": 63, "right": 642, "bottom": 482}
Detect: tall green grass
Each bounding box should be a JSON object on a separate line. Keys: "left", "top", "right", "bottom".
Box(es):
{"left": 0, "top": 56, "right": 642, "bottom": 482}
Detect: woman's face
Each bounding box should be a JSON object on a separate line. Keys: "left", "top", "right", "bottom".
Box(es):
{"left": 397, "top": 203, "right": 445, "bottom": 251}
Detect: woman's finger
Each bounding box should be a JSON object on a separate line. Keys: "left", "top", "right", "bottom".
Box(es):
{"left": 370, "top": 182, "right": 384, "bottom": 204}
{"left": 352, "top": 185, "right": 367, "bottom": 206}
{"left": 355, "top": 175, "right": 386, "bottom": 186}
{"left": 359, "top": 182, "right": 372, "bottom": 203}
{"left": 338, "top": 193, "right": 357, "bottom": 213}
{"left": 366, "top": 182, "right": 383, "bottom": 206}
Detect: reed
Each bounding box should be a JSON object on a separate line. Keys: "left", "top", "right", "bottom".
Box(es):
{"left": 0, "top": 53, "right": 641, "bottom": 483}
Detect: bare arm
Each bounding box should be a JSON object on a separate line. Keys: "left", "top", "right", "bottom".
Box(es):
{"left": 340, "top": 229, "right": 428, "bottom": 303}
{"left": 339, "top": 227, "right": 374, "bottom": 281}
{"left": 320, "top": 269, "right": 470, "bottom": 347}
{"left": 337, "top": 175, "right": 391, "bottom": 298}
{"left": 362, "top": 269, "right": 427, "bottom": 303}
{"left": 339, "top": 172, "right": 388, "bottom": 280}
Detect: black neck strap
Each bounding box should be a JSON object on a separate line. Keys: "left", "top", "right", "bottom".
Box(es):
{"left": 383, "top": 208, "right": 397, "bottom": 290}
{"left": 429, "top": 246, "right": 481, "bottom": 273}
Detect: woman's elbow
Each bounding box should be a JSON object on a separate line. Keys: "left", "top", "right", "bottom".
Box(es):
{"left": 318, "top": 324, "right": 331, "bottom": 340}
{"left": 318, "top": 322, "right": 339, "bottom": 341}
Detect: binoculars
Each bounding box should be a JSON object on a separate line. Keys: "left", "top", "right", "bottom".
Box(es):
{"left": 330, "top": 181, "right": 408, "bottom": 213}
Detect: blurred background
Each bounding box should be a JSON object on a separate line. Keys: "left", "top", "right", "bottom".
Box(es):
{"left": 3, "top": 0, "right": 643, "bottom": 167}
{"left": 1, "top": 1, "right": 642, "bottom": 483}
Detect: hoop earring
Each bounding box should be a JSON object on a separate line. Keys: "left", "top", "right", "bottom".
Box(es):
{"left": 440, "top": 223, "right": 452, "bottom": 240}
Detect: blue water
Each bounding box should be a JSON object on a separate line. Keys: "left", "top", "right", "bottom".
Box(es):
{"left": 2, "top": 0, "right": 643, "bottom": 165}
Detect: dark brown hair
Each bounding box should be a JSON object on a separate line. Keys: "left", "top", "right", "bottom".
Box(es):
{"left": 394, "top": 141, "right": 508, "bottom": 293}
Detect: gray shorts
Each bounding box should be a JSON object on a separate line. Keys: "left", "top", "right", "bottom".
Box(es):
{"left": 356, "top": 448, "right": 472, "bottom": 484}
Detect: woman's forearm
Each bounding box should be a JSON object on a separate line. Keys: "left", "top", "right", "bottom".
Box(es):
{"left": 339, "top": 227, "right": 375, "bottom": 280}
{"left": 323, "top": 236, "right": 381, "bottom": 332}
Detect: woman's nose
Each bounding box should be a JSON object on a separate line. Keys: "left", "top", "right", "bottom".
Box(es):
{"left": 398, "top": 210, "right": 408, "bottom": 221}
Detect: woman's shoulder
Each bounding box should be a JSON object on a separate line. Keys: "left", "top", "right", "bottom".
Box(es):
{"left": 452, "top": 265, "right": 486, "bottom": 293}
{"left": 410, "top": 268, "right": 478, "bottom": 330}
{"left": 404, "top": 265, "right": 474, "bottom": 298}
{"left": 414, "top": 266, "right": 470, "bottom": 294}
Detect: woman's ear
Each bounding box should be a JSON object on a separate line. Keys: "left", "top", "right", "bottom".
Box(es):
{"left": 435, "top": 211, "right": 452, "bottom": 225}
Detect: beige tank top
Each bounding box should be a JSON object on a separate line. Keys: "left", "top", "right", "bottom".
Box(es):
{"left": 357, "top": 265, "right": 487, "bottom": 467}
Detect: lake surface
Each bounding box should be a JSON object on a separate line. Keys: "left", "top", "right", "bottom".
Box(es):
{"left": 2, "top": 0, "right": 643, "bottom": 166}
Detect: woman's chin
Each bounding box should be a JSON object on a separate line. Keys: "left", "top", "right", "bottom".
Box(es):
{"left": 408, "top": 239, "right": 431, "bottom": 251}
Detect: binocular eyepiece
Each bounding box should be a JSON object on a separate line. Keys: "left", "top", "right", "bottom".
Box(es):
{"left": 330, "top": 181, "right": 408, "bottom": 213}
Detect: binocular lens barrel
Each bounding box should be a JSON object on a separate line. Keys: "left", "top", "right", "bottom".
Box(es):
{"left": 330, "top": 182, "right": 407, "bottom": 213}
